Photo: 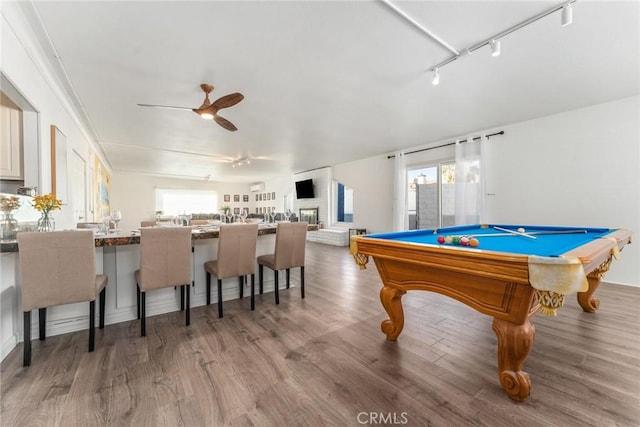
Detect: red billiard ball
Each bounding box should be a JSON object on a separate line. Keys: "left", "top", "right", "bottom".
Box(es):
{"left": 437, "top": 236, "right": 445, "bottom": 244}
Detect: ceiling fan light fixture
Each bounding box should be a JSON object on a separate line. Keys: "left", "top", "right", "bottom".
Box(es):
{"left": 432, "top": 68, "right": 440, "bottom": 86}
{"left": 200, "top": 112, "right": 214, "bottom": 120}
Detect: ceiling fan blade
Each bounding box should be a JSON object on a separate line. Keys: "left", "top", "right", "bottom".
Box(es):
{"left": 137, "top": 103, "right": 192, "bottom": 110}
{"left": 210, "top": 93, "right": 244, "bottom": 110}
{"left": 214, "top": 115, "right": 238, "bottom": 132}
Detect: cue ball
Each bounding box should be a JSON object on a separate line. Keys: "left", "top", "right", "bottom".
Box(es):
{"left": 517, "top": 227, "right": 525, "bottom": 233}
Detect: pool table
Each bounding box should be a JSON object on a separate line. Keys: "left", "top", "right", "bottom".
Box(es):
{"left": 350, "top": 224, "right": 631, "bottom": 401}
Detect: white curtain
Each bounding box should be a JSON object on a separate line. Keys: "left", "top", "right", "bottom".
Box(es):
{"left": 454, "top": 135, "right": 486, "bottom": 225}
{"left": 393, "top": 151, "right": 407, "bottom": 231}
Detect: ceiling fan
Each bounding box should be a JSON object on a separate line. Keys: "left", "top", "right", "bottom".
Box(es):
{"left": 137, "top": 84, "right": 244, "bottom": 131}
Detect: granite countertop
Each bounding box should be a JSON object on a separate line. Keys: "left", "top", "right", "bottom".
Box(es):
{"left": 1, "top": 223, "right": 319, "bottom": 253}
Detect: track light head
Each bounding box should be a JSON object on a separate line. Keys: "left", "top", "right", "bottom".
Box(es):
{"left": 561, "top": 3, "right": 573, "bottom": 27}
{"left": 432, "top": 68, "right": 440, "bottom": 86}
{"left": 490, "top": 39, "right": 501, "bottom": 57}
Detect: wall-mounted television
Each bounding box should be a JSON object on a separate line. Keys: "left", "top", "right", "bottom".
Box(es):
{"left": 295, "top": 179, "right": 315, "bottom": 199}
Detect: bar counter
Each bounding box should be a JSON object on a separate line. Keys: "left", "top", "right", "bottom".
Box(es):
{"left": 0, "top": 223, "right": 319, "bottom": 252}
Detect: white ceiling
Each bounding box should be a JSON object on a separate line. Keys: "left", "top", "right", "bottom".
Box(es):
{"left": 25, "top": 0, "right": 640, "bottom": 183}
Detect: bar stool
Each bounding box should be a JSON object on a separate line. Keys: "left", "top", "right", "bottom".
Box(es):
{"left": 204, "top": 223, "right": 258, "bottom": 318}
{"left": 257, "top": 222, "right": 308, "bottom": 304}
{"left": 135, "top": 227, "right": 192, "bottom": 337}
{"left": 17, "top": 230, "right": 108, "bottom": 366}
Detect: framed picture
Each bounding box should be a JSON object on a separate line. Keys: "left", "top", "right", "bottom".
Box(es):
{"left": 233, "top": 207, "right": 240, "bottom": 214}
{"left": 224, "top": 194, "right": 230, "bottom": 202}
{"left": 272, "top": 192, "right": 275, "bottom": 199}
{"left": 50, "top": 125, "right": 68, "bottom": 200}
{"left": 243, "top": 194, "right": 249, "bottom": 202}
{"left": 234, "top": 194, "right": 240, "bottom": 202}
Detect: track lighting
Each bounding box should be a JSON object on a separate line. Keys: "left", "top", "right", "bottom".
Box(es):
{"left": 490, "top": 39, "right": 501, "bottom": 57}
{"left": 561, "top": 3, "right": 573, "bottom": 27}
{"left": 426, "top": 1, "right": 576, "bottom": 86}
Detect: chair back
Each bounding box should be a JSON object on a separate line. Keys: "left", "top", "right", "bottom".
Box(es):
{"left": 140, "top": 221, "right": 156, "bottom": 227}
{"left": 190, "top": 219, "right": 210, "bottom": 226}
{"left": 139, "top": 227, "right": 192, "bottom": 291}
{"left": 273, "top": 222, "right": 308, "bottom": 270}
{"left": 216, "top": 224, "right": 259, "bottom": 278}
{"left": 17, "top": 230, "right": 97, "bottom": 311}
{"left": 77, "top": 222, "right": 101, "bottom": 229}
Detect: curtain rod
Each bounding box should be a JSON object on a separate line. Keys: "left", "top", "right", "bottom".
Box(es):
{"left": 386, "top": 130, "right": 504, "bottom": 159}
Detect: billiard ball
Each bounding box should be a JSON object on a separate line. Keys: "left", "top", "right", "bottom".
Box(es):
{"left": 517, "top": 227, "right": 525, "bottom": 233}
{"left": 460, "top": 237, "right": 469, "bottom": 246}
{"left": 444, "top": 236, "right": 453, "bottom": 244}
{"left": 437, "top": 236, "right": 445, "bottom": 244}
{"left": 469, "top": 238, "right": 479, "bottom": 247}
{"left": 452, "top": 236, "right": 461, "bottom": 245}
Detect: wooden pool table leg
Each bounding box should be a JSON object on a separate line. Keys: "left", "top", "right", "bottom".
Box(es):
{"left": 380, "top": 286, "right": 406, "bottom": 341}
{"left": 577, "top": 255, "right": 612, "bottom": 313}
{"left": 492, "top": 317, "right": 535, "bottom": 402}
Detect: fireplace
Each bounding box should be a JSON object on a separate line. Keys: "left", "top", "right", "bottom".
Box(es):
{"left": 299, "top": 208, "right": 318, "bottom": 225}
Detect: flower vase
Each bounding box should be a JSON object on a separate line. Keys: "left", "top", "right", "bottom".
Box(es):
{"left": 1, "top": 212, "right": 19, "bottom": 240}
{"left": 37, "top": 213, "right": 55, "bottom": 232}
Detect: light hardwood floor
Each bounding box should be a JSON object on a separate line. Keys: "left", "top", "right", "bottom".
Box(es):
{"left": 1, "top": 242, "right": 638, "bottom": 426}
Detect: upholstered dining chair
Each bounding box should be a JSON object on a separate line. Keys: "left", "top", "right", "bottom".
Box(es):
{"left": 190, "top": 219, "right": 210, "bottom": 226}
{"left": 140, "top": 220, "right": 156, "bottom": 227}
{"left": 204, "top": 223, "right": 259, "bottom": 318}
{"left": 257, "top": 222, "right": 308, "bottom": 304}
{"left": 135, "top": 227, "right": 192, "bottom": 337}
{"left": 17, "top": 230, "right": 107, "bottom": 366}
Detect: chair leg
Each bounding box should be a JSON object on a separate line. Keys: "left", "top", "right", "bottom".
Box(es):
{"left": 250, "top": 274, "right": 255, "bottom": 311}
{"left": 259, "top": 264, "right": 264, "bottom": 294}
{"left": 180, "top": 285, "right": 185, "bottom": 311}
{"left": 141, "top": 291, "right": 146, "bottom": 337}
{"left": 286, "top": 268, "right": 290, "bottom": 289}
{"left": 274, "top": 270, "right": 280, "bottom": 305}
{"left": 239, "top": 276, "right": 244, "bottom": 299}
{"left": 137, "top": 284, "right": 141, "bottom": 319}
{"left": 99, "top": 287, "right": 106, "bottom": 329}
{"left": 38, "top": 308, "right": 46, "bottom": 341}
{"left": 89, "top": 300, "right": 95, "bottom": 352}
{"left": 206, "top": 272, "right": 211, "bottom": 305}
{"left": 301, "top": 266, "right": 305, "bottom": 299}
{"left": 217, "top": 279, "right": 224, "bottom": 318}
{"left": 185, "top": 284, "right": 190, "bottom": 326}
{"left": 23, "top": 311, "right": 31, "bottom": 367}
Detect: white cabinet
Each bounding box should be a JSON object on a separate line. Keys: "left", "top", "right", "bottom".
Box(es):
{"left": 0, "top": 96, "right": 24, "bottom": 180}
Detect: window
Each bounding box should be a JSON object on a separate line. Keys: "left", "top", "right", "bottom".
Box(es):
{"left": 335, "top": 181, "right": 353, "bottom": 223}
{"left": 155, "top": 188, "right": 218, "bottom": 216}
{"left": 407, "top": 162, "right": 455, "bottom": 230}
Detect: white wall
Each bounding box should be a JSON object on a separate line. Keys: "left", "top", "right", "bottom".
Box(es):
{"left": 483, "top": 96, "right": 639, "bottom": 286}
{"left": 1, "top": 3, "right": 110, "bottom": 359}
{"left": 332, "top": 156, "right": 394, "bottom": 233}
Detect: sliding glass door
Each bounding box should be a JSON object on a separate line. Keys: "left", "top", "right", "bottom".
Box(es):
{"left": 407, "top": 162, "right": 455, "bottom": 230}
